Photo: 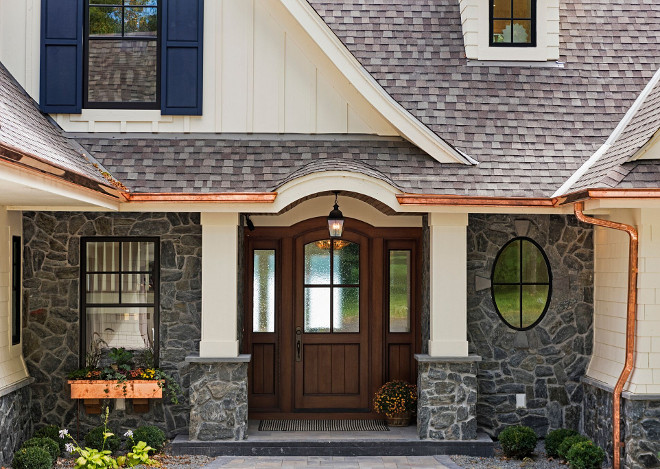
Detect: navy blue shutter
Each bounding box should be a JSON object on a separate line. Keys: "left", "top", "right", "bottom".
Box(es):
{"left": 40, "top": 0, "right": 83, "bottom": 113}
{"left": 161, "top": 0, "right": 204, "bottom": 115}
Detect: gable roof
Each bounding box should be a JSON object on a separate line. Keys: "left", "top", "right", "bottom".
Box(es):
{"left": 304, "top": 0, "right": 660, "bottom": 196}
{"left": 556, "top": 68, "right": 660, "bottom": 195}
{"left": 0, "top": 62, "right": 115, "bottom": 191}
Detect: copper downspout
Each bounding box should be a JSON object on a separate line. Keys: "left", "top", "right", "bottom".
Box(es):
{"left": 573, "top": 202, "right": 638, "bottom": 469}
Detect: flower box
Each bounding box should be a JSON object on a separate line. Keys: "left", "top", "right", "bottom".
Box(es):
{"left": 68, "top": 380, "right": 162, "bottom": 414}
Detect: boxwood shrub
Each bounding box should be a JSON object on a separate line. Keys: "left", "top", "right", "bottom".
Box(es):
{"left": 498, "top": 425, "right": 537, "bottom": 459}
{"left": 557, "top": 434, "right": 591, "bottom": 460}
{"left": 21, "top": 437, "right": 60, "bottom": 462}
{"left": 132, "top": 425, "right": 166, "bottom": 452}
{"left": 545, "top": 428, "right": 579, "bottom": 458}
{"left": 33, "top": 425, "right": 65, "bottom": 453}
{"left": 11, "top": 446, "right": 52, "bottom": 469}
{"left": 566, "top": 441, "right": 606, "bottom": 469}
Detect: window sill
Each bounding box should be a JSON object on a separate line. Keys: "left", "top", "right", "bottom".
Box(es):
{"left": 467, "top": 59, "right": 564, "bottom": 68}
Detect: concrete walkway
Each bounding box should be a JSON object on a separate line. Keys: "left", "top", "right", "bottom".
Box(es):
{"left": 203, "top": 455, "right": 460, "bottom": 469}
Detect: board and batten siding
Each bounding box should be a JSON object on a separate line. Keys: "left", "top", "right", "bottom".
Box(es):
{"left": 0, "top": 207, "right": 29, "bottom": 394}
{"left": 0, "top": 0, "right": 397, "bottom": 135}
{"left": 588, "top": 208, "right": 660, "bottom": 394}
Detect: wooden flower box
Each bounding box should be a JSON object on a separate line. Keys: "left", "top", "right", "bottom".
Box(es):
{"left": 69, "top": 380, "right": 163, "bottom": 414}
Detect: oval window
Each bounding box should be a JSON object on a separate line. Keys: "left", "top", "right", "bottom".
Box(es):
{"left": 491, "top": 237, "right": 552, "bottom": 330}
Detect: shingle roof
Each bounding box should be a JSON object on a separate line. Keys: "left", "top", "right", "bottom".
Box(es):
{"left": 304, "top": 0, "right": 660, "bottom": 194}
{"left": 562, "top": 70, "right": 660, "bottom": 193}
{"left": 0, "top": 63, "right": 110, "bottom": 186}
{"left": 76, "top": 134, "right": 585, "bottom": 196}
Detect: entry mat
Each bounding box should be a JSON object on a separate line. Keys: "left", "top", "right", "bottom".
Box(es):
{"left": 258, "top": 419, "right": 390, "bottom": 432}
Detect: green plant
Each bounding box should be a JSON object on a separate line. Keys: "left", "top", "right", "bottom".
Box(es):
{"left": 545, "top": 428, "right": 579, "bottom": 458}
{"left": 85, "top": 427, "right": 121, "bottom": 453}
{"left": 373, "top": 380, "right": 418, "bottom": 417}
{"left": 21, "top": 437, "right": 60, "bottom": 462}
{"left": 131, "top": 426, "right": 166, "bottom": 452}
{"left": 12, "top": 446, "right": 53, "bottom": 469}
{"left": 499, "top": 425, "right": 538, "bottom": 459}
{"left": 33, "top": 424, "right": 66, "bottom": 452}
{"left": 557, "top": 435, "right": 591, "bottom": 460}
{"left": 566, "top": 441, "right": 605, "bottom": 469}
{"left": 125, "top": 441, "right": 158, "bottom": 467}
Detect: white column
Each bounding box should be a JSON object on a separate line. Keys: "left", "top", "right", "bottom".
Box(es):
{"left": 199, "top": 212, "right": 240, "bottom": 358}
{"left": 428, "top": 213, "right": 469, "bottom": 357}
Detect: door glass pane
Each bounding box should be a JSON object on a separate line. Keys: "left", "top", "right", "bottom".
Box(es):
{"left": 333, "top": 241, "right": 359, "bottom": 285}
{"left": 253, "top": 250, "right": 275, "bottom": 333}
{"left": 122, "top": 241, "right": 155, "bottom": 271}
{"left": 86, "top": 306, "right": 154, "bottom": 351}
{"left": 304, "top": 287, "right": 330, "bottom": 333}
{"left": 304, "top": 242, "right": 331, "bottom": 285}
{"left": 522, "top": 241, "right": 549, "bottom": 283}
{"left": 389, "top": 251, "right": 411, "bottom": 333}
{"left": 493, "top": 284, "right": 520, "bottom": 326}
{"left": 121, "top": 273, "right": 155, "bottom": 303}
{"left": 86, "top": 274, "right": 120, "bottom": 303}
{"left": 522, "top": 285, "right": 549, "bottom": 327}
{"left": 493, "top": 240, "right": 520, "bottom": 283}
{"left": 87, "top": 241, "right": 120, "bottom": 271}
{"left": 333, "top": 287, "right": 359, "bottom": 333}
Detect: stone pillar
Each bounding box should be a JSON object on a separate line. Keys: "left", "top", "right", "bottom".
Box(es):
{"left": 199, "top": 213, "right": 240, "bottom": 358}
{"left": 428, "top": 213, "right": 469, "bottom": 357}
{"left": 186, "top": 355, "right": 250, "bottom": 441}
{"left": 416, "top": 354, "right": 480, "bottom": 440}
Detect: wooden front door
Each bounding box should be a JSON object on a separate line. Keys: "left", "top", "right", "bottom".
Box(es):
{"left": 244, "top": 217, "right": 421, "bottom": 418}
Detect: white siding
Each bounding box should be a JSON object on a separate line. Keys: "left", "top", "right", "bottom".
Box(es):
{"left": 0, "top": 0, "right": 397, "bottom": 136}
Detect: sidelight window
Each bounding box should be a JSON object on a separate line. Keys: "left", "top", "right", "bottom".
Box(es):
{"left": 491, "top": 237, "right": 551, "bottom": 330}
{"left": 303, "top": 240, "right": 359, "bottom": 333}
{"left": 253, "top": 249, "right": 276, "bottom": 333}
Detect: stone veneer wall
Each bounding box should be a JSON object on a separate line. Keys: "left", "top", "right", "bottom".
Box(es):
{"left": 0, "top": 386, "right": 32, "bottom": 466}
{"left": 22, "top": 212, "right": 201, "bottom": 436}
{"left": 467, "top": 214, "right": 593, "bottom": 437}
{"left": 417, "top": 358, "right": 478, "bottom": 440}
{"left": 583, "top": 379, "right": 660, "bottom": 469}
{"left": 188, "top": 361, "right": 248, "bottom": 441}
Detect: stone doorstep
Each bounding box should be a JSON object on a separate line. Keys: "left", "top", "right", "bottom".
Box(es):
{"left": 169, "top": 432, "right": 494, "bottom": 457}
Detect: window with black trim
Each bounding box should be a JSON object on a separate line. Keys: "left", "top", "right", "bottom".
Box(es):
{"left": 11, "top": 236, "right": 21, "bottom": 346}
{"left": 490, "top": 0, "right": 536, "bottom": 47}
{"left": 85, "top": 0, "right": 160, "bottom": 109}
{"left": 81, "top": 238, "right": 159, "bottom": 361}
{"left": 491, "top": 237, "right": 551, "bottom": 330}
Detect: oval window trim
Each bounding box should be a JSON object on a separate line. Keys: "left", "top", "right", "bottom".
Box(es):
{"left": 490, "top": 236, "right": 552, "bottom": 331}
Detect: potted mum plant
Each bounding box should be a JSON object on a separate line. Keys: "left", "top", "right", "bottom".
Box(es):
{"left": 68, "top": 339, "right": 181, "bottom": 414}
{"left": 373, "top": 380, "right": 417, "bottom": 426}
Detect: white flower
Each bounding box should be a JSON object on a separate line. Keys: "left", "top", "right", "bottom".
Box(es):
{"left": 124, "top": 430, "right": 133, "bottom": 438}
{"left": 59, "top": 429, "right": 69, "bottom": 438}
{"left": 65, "top": 443, "right": 75, "bottom": 453}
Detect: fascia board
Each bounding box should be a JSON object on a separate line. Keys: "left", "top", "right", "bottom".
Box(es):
{"left": 279, "top": 0, "right": 475, "bottom": 166}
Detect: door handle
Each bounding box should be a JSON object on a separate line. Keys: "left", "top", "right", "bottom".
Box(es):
{"left": 295, "top": 326, "right": 302, "bottom": 362}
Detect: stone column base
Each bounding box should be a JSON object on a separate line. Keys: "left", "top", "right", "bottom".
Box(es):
{"left": 415, "top": 354, "right": 481, "bottom": 440}
{"left": 186, "top": 355, "right": 251, "bottom": 441}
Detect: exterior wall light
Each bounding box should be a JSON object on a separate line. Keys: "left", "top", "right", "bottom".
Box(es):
{"left": 327, "top": 191, "right": 344, "bottom": 238}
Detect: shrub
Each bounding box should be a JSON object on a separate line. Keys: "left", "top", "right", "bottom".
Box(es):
{"left": 12, "top": 446, "right": 52, "bottom": 469}
{"left": 498, "top": 425, "right": 538, "bottom": 459}
{"left": 566, "top": 441, "right": 606, "bottom": 469}
{"left": 85, "top": 426, "right": 121, "bottom": 453}
{"left": 21, "top": 438, "right": 60, "bottom": 462}
{"left": 33, "top": 425, "right": 65, "bottom": 453}
{"left": 557, "top": 434, "right": 591, "bottom": 460}
{"left": 131, "top": 426, "right": 166, "bottom": 452}
{"left": 545, "top": 428, "right": 579, "bottom": 458}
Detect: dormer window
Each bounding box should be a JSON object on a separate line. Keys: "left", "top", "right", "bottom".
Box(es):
{"left": 85, "top": 0, "right": 160, "bottom": 109}
{"left": 490, "top": 0, "right": 536, "bottom": 47}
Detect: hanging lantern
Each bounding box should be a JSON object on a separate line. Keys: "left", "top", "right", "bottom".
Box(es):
{"left": 327, "top": 191, "right": 344, "bottom": 238}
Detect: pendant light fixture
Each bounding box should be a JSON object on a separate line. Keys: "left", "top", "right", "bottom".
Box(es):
{"left": 327, "top": 191, "right": 344, "bottom": 238}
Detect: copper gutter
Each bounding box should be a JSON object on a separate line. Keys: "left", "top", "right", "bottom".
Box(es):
{"left": 560, "top": 188, "right": 660, "bottom": 204}
{"left": 397, "top": 193, "right": 557, "bottom": 207}
{"left": 123, "top": 192, "right": 277, "bottom": 203}
{"left": 573, "top": 202, "right": 637, "bottom": 469}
